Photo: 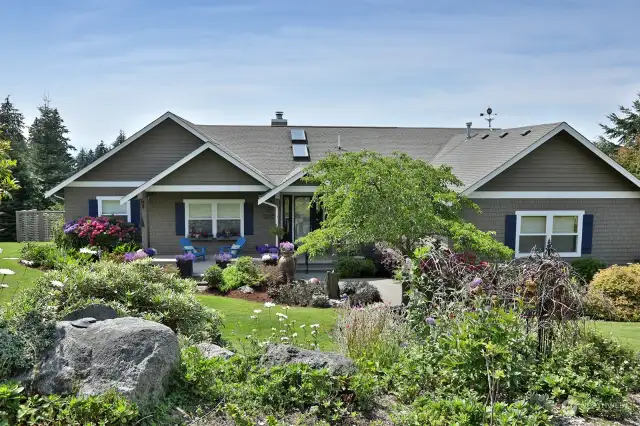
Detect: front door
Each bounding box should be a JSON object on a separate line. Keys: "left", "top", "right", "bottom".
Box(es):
{"left": 281, "top": 195, "right": 323, "bottom": 242}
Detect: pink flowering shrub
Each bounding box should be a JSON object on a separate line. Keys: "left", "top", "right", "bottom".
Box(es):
{"left": 62, "top": 216, "right": 138, "bottom": 250}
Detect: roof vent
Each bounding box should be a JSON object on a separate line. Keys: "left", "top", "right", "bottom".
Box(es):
{"left": 499, "top": 132, "right": 509, "bottom": 138}
{"left": 481, "top": 134, "right": 489, "bottom": 140}
{"left": 271, "top": 111, "right": 288, "bottom": 127}
{"left": 520, "top": 129, "right": 531, "bottom": 136}
{"left": 466, "top": 122, "right": 472, "bottom": 139}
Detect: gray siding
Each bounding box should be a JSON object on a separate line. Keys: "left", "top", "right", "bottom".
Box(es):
{"left": 82, "top": 119, "right": 204, "bottom": 181}
{"left": 146, "top": 192, "right": 274, "bottom": 255}
{"left": 464, "top": 198, "right": 640, "bottom": 265}
{"left": 64, "top": 187, "right": 130, "bottom": 221}
{"left": 157, "top": 149, "right": 261, "bottom": 185}
{"left": 478, "top": 133, "right": 638, "bottom": 191}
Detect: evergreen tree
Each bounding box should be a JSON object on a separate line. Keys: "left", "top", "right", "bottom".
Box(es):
{"left": 0, "top": 96, "right": 32, "bottom": 240}
{"left": 600, "top": 92, "right": 640, "bottom": 147}
{"left": 28, "top": 98, "right": 75, "bottom": 208}
{"left": 87, "top": 149, "right": 95, "bottom": 164}
{"left": 112, "top": 129, "right": 126, "bottom": 148}
{"left": 94, "top": 141, "right": 109, "bottom": 159}
{"left": 75, "top": 147, "right": 90, "bottom": 170}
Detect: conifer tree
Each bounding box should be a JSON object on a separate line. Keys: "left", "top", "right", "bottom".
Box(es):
{"left": 112, "top": 129, "right": 126, "bottom": 148}
{"left": 94, "top": 141, "right": 109, "bottom": 159}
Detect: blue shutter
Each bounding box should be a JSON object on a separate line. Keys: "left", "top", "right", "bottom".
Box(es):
{"left": 504, "top": 215, "right": 517, "bottom": 250}
{"left": 244, "top": 202, "right": 254, "bottom": 235}
{"left": 130, "top": 199, "right": 140, "bottom": 227}
{"left": 175, "top": 202, "right": 185, "bottom": 236}
{"left": 88, "top": 199, "right": 98, "bottom": 217}
{"left": 581, "top": 214, "right": 594, "bottom": 255}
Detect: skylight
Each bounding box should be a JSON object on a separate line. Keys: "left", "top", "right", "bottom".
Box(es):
{"left": 292, "top": 144, "right": 310, "bottom": 160}
{"left": 290, "top": 128, "right": 307, "bottom": 142}
{"left": 481, "top": 134, "right": 490, "bottom": 140}
{"left": 520, "top": 129, "right": 532, "bottom": 136}
{"left": 499, "top": 132, "right": 509, "bottom": 138}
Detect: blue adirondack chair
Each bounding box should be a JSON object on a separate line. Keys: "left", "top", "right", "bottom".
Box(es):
{"left": 179, "top": 237, "right": 206, "bottom": 261}
{"left": 219, "top": 237, "right": 247, "bottom": 258}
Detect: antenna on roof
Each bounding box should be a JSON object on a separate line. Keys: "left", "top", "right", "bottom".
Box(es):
{"left": 479, "top": 107, "right": 497, "bottom": 130}
{"left": 337, "top": 135, "right": 342, "bottom": 150}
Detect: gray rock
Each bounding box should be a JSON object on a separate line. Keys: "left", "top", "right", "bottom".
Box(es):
{"left": 310, "top": 294, "right": 331, "bottom": 308}
{"left": 61, "top": 304, "right": 117, "bottom": 322}
{"left": 237, "top": 285, "right": 255, "bottom": 294}
{"left": 260, "top": 344, "right": 356, "bottom": 376}
{"left": 27, "top": 317, "right": 179, "bottom": 408}
{"left": 196, "top": 343, "right": 235, "bottom": 360}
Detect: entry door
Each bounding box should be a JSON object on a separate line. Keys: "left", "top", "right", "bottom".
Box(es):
{"left": 291, "top": 196, "right": 323, "bottom": 241}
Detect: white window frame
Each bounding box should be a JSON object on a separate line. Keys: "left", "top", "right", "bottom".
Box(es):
{"left": 515, "top": 210, "right": 584, "bottom": 258}
{"left": 184, "top": 199, "right": 245, "bottom": 239}
{"left": 97, "top": 196, "right": 131, "bottom": 221}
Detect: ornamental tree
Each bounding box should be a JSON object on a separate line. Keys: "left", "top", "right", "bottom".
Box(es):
{"left": 295, "top": 151, "right": 513, "bottom": 260}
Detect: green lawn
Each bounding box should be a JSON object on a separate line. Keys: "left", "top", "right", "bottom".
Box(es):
{"left": 593, "top": 321, "right": 640, "bottom": 352}
{"left": 0, "top": 242, "right": 44, "bottom": 304}
{"left": 197, "top": 294, "right": 337, "bottom": 351}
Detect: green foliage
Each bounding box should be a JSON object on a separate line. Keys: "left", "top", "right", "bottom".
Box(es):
{"left": 600, "top": 91, "right": 640, "bottom": 147}
{"left": 19, "top": 243, "right": 60, "bottom": 269}
{"left": 203, "top": 265, "right": 224, "bottom": 290}
{"left": 339, "top": 280, "right": 382, "bottom": 305}
{"left": 268, "top": 280, "right": 328, "bottom": 307}
{"left": 112, "top": 241, "right": 141, "bottom": 255}
{"left": 220, "top": 265, "right": 250, "bottom": 292}
{"left": 531, "top": 329, "right": 640, "bottom": 417}
{"left": 5, "top": 259, "right": 222, "bottom": 345}
{"left": 335, "top": 256, "right": 376, "bottom": 278}
{"left": 296, "top": 151, "right": 513, "bottom": 259}
{"left": 587, "top": 263, "right": 640, "bottom": 321}
{"left": 0, "top": 383, "right": 138, "bottom": 426}
{"left": 235, "top": 256, "right": 262, "bottom": 284}
{"left": 571, "top": 258, "right": 606, "bottom": 283}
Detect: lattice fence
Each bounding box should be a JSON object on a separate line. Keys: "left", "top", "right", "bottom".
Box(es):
{"left": 16, "top": 210, "right": 64, "bottom": 242}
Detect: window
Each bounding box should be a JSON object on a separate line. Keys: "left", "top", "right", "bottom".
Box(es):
{"left": 97, "top": 196, "right": 130, "bottom": 222}
{"left": 515, "top": 211, "right": 584, "bottom": 257}
{"left": 292, "top": 144, "right": 310, "bottom": 159}
{"left": 184, "top": 200, "right": 244, "bottom": 240}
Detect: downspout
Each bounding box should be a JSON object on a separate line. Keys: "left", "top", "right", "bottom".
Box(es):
{"left": 262, "top": 201, "right": 279, "bottom": 246}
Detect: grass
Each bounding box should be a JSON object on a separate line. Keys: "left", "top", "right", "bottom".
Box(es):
{"left": 0, "top": 242, "right": 44, "bottom": 304}
{"left": 197, "top": 294, "right": 337, "bottom": 351}
{"left": 593, "top": 321, "right": 640, "bottom": 352}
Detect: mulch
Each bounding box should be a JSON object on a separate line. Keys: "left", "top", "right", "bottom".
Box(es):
{"left": 201, "top": 285, "right": 273, "bottom": 302}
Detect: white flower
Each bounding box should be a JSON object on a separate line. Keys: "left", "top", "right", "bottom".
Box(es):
{"left": 20, "top": 259, "right": 34, "bottom": 266}
{"left": 253, "top": 309, "right": 262, "bottom": 314}
{"left": 271, "top": 327, "right": 277, "bottom": 331}
{"left": 292, "top": 333, "right": 298, "bottom": 338}
{"left": 282, "top": 306, "right": 290, "bottom": 311}
{"left": 278, "top": 317, "right": 285, "bottom": 322}
{"left": 275, "top": 312, "right": 288, "bottom": 319}
{"left": 310, "top": 324, "right": 320, "bottom": 329}
{"left": 300, "top": 324, "right": 306, "bottom": 329}
{"left": 79, "top": 247, "right": 97, "bottom": 255}
{"left": 0, "top": 248, "right": 3, "bottom": 254}
{"left": 280, "top": 329, "right": 286, "bottom": 333}
{"left": 250, "top": 315, "right": 257, "bottom": 319}
{"left": 245, "top": 335, "right": 252, "bottom": 339}
{"left": 280, "top": 337, "right": 289, "bottom": 342}
{"left": 262, "top": 254, "right": 271, "bottom": 261}
{"left": 264, "top": 302, "right": 276, "bottom": 308}
{"left": 51, "top": 280, "right": 64, "bottom": 288}
{"left": 0, "top": 269, "right": 15, "bottom": 275}
{"left": 311, "top": 330, "right": 318, "bottom": 335}
{"left": 0, "top": 284, "right": 8, "bottom": 289}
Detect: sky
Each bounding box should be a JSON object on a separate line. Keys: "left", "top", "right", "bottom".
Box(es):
{"left": 2, "top": 0, "right": 639, "bottom": 150}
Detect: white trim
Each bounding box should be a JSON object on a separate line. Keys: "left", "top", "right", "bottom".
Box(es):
{"left": 120, "top": 142, "right": 272, "bottom": 204}
{"left": 45, "top": 111, "right": 274, "bottom": 198}
{"left": 515, "top": 210, "right": 584, "bottom": 258}
{"left": 148, "top": 185, "right": 268, "bottom": 192}
{"left": 183, "top": 199, "right": 244, "bottom": 239}
{"left": 462, "top": 122, "right": 640, "bottom": 195}
{"left": 68, "top": 181, "right": 146, "bottom": 188}
{"left": 470, "top": 191, "right": 640, "bottom": 199}
{"left": 262, "top": 201, "right": 279, "bottom": 245}
{"left": 258, "top": 167, "right": 306, "bottom": 205}
{"left": 281, "top": 186, "right": 319, "bottom": 194}
{"left": 97, "top": 196, "right": 131, "bottom": 221}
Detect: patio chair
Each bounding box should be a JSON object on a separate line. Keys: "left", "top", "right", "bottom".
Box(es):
{"left": 219, "top": 237, "right": 247, "bottom": 258}
{"left": 179, "top": 237, "right": 206, "bottom": 261}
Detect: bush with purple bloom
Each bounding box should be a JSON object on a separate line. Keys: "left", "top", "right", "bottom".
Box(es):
{"left": 176, "top": 253, "right": 196, "bottom": 262}
{"left": 143, "top": 247, "right": 157, "bottom": 257}
{"left": 279, "top": 241, "right": 295, "bottom": 252}
{"left": 470, "top": 277, "right": 482, "bottom": 288}
{"left": 426, "top": 317, "right": 436, "bottom": 326}
{"left": 124, "top": 250, "right": 148, "bottom": 262}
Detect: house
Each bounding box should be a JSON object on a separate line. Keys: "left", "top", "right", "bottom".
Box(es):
{"left": 45, "top": 111, "right": 640, "bottom": 265}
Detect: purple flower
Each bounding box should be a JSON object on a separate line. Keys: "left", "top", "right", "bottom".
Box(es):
{"left": 426, "top": 317, "right": 436, "bottom": 326}
{"left": 279, "top": 241, "right": 295, "bottom": 252}
{"left": 143, "top": 247, "right": 157, "bottom": 257}
{"left": 216, "top": 253, "right": 232, "bottom": 263}
{"left": 177, "top": 253, "right": 196, "bottom": 262}
{"left": 470, "top": 277, "right": 482, "bottom": 288}
{"left": 124, "top": 252, "right": 135, "bottom": 262}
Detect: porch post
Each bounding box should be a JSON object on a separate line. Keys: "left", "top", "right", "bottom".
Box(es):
{"left": 141, "top": 192, "right": 150, "bottom": 248}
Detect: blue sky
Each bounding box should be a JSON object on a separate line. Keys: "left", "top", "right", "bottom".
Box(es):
{"left": 2, "top": 0, "right": 639, "bottom": 149}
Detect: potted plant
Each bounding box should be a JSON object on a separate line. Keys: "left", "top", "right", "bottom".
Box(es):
{"left": 176, "top": 253, "right": 196, "bottom": 277}
{"left": 215, "top": 252, "right": 232, "bottom": 269}
{"left": 277, "top": 241, "right": 296, "bottom": 282}
{"left": 269, "top": 226, "right": 286, "bottom": 241}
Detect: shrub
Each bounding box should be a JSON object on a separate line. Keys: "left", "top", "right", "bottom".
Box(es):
{"left": 571, "top": 258, "right": 606, "bottom": 283}
{"left": 19, "top": 243, "right": 62, "bottom": 269}
{"left": 5, "top": 259, "right": 222, "bottom": 346}
{"left": 336, "top": 256, "right": 376, "bottom": 278}
{"left": 268, "top": 280, "right": 328, "bottom": 307}
{"left": 587, "top": 263, "right": 640, "bottom": 321}
{"left": 235, "top": 256, "right": 263, "bottom": 285}
{"left": 220, "top": 265, "right": 250, "bottom": 292}
{"left": 203, "top": 265, "right": 224, "bottom": 290}
{"left": 0, "top": 383, "right": 138, "bottom": 426}
{"left": 61, "top": 216, "right": 137, "bottom": 250}
{"left": 112, "top": 241, "right": 141, "bottom": 255}
{"left": 259, "top": 264, "right": 284, "bottom": 289}
{"left": 339, "top": 281, "right": 382, "bottom": 306}
{"left": 375, "top": 242, "right": 404, "bottom": 275}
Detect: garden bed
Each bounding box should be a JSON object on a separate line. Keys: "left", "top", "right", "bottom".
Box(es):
{"left": 202, "top": 285, "right": 273, "bottom": 303}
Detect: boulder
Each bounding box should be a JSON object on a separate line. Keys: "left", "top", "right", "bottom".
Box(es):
{"left": 27, "top": 317, "right": 179, "bottom": 408}
{"left": 61, "top": 304, "right": 117, "bottom": 322}
{"left": 196, "top": 343, "right": 235, "bottom": 360}
{"left": 237, "top": 285, "right": 255, "bottom": 294}
{"left": 260, "top": 344, "right": 356, "bottom": 376}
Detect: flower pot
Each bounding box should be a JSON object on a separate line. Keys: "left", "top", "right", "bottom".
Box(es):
{"left": 177, "top": 259, "right": 193, "bottom": 278}
{"left": 217, "top": 260, "right": 230, "bottom": 269}
{"left": 278, "top": 251, "right": 296, "bottom": 283}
